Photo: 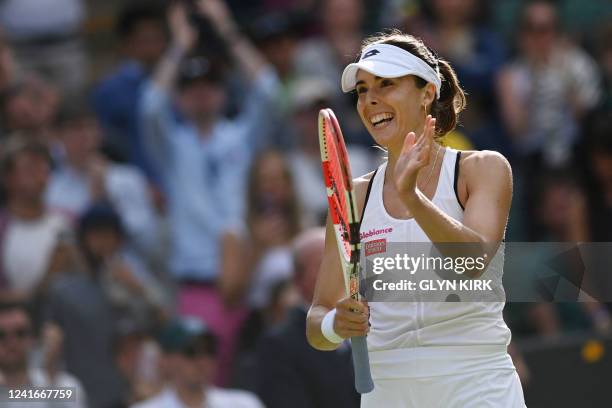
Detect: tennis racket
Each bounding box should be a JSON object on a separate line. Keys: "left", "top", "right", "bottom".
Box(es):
{"left": 318, "top": 108, "right": 374, "bottom": 394}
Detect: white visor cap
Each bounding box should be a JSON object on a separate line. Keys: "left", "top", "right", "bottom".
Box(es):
{"left": 341, "top": 43, "right": 441, "bottom": 99}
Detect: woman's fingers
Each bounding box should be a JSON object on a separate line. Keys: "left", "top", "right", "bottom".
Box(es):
{"left": 414, "top": 129, "right": 430, "bottom": 156}
{"left": 415, "top": 132, "right": 427, "bottom": 149}
{"left": 335, "top": 318, "right": 370, "bottom": 337}
{"left": 337, "top": 297, "right": 368, "bottom": 314}
{"left": 420, "top": 143, "right": 431, "bottom": 162}
{"left": 401, "top": 131, "right": 417, "bottom": 156}
{"left": 334, "top": 296, "right": 370, "bottom": 336}
{"left": 427, "top": 117, "right": 436, "bottom": 140}
{"left": 415, "top": 116, "right": 435, "bottom": 160}
{"left": 403, "top": 115, "right": 435, "bottom": 158}
{"left": 336, "top": 307, "right": 369, "bottom": 324}
{"left": 414, "top": 116, "right": 434, "bottom": 151}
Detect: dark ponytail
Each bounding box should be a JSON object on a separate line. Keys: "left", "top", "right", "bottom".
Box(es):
{"left": 430, "top": 59, "right": 466, "bottom": 137}
{"left": 361, "top": 30, "right": 466, "bottom": 138}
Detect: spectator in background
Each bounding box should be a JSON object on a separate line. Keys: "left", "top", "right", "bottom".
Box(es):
{"left": 581, "top": 112, "right": 612, "bottom": 322}
{"left": 506, "top": 169, "right": 612, "bottom": 337}
{"left": 0, "top": 300, "right": 87, "bottom": 408}
{"left": 92, "top": 1, "right": 168, "bottom": 182}
{"left": 46, "top": 101, "right": 163, "bottom": 263}
{"left": 253, "top": 228, "right": 359, "bottom": 408}
{"left": 412, "top": 0, "right": 508, "bottom": 154}
{"left": 294, "top": 0, "right": 370, "bottom": 145}
{"left": 250, "top": 12, "right": 298, "bottom": 86}
{"left": 497, "top": 0, "right": 602, "bottom": 241}
{"left": 531, "top": 171, "right": 589, "bottom": 339}
{"left": 0, "top": 75, "right": 59, "bottom": 141}
{"left": 77, "top": 204, "right": 169, "bottom": 331}
{"left": 583, "top": 112, "right": 612, "bottom": 241}
{"left": 139, "top": 0, "right": 279, "bottom": 385}
{"left": 595, "top": 24, "right": 612, "bottom": 110}
{"left": 532, "top": 170, "right": 589, "bottom": 242}
{"left": 0, "top": 138, "right": 71, "bottom": 298}
{"left": 245, "top": 151, "right": 301, "bottom": 311}
{"left": 0, "top": 0, "right": 87, "bottom": 95}
{"left": 248, "top": 12, "right": 300, "bottom": 149}
{"left": 114, "top": 323, "right": 164, "bottom": 406}
{"left": 132, "top": 317, "right": 263, "bottom": 408}
{"left": 0, "top": 30, "right": 17, "bottom": 93}
{"left": 497, "top": 0, "right": 601, "bottom": 168}
{"left": 44, "top": 225, "right": 126, "bottom": 408}
{"left": 295, "top": 0, "right": 363, "bottom": 85}
{"left": 287, "top": 77, "right": 376, "bottom": 226}
{"left": 230, "top": 151, "right": 302, "bottom": 382}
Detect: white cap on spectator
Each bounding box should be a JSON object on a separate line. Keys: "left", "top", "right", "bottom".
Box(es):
{"left": 291, "top": 77, "right": 334, "bottom": 112}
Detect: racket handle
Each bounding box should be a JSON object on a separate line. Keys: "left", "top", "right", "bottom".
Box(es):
{"left": 351, "top": 336, "right": 374, "bottom": 393}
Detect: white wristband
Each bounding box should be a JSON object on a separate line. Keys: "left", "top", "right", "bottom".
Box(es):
{"left": 321, "top": 308, "right": 344, "bottom": 344}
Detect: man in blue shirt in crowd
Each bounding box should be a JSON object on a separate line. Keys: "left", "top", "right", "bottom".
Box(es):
{"left": 93, "top": 1, "right": 167, "bottom": 182}
{"left": 139, "top": 0, "right": 279, "bottom": 385}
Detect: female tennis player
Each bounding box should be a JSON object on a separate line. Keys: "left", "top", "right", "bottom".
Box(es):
{"left": 306, "top": 30, "right": 526, "bottom": 407}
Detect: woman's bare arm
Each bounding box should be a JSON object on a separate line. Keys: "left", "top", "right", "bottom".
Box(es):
{"left": 403, "top": 150, "right": 512, "bottom": 245}
{"left": 306, "top": 174, "right": 374, "bottom": 350}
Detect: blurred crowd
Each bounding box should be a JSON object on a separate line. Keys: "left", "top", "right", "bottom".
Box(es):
{"left": 0, "top": 0, "right": 610, "bottom": 407}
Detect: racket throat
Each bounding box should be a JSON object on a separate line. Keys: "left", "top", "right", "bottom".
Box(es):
{"left": 349, "top": 222, "right": 361, "bottom": 245}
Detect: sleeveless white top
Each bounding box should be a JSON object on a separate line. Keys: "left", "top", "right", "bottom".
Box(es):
{"left": 360, "top": 147, "right": 514, "bottom": 379}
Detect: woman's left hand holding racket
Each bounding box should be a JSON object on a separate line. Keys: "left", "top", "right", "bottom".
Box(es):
{"left": 333, "top": 297, "right": 370, "bottom": 339}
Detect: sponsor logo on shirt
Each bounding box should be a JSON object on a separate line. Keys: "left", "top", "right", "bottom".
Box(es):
{"left": 365, "top": 238, "right": 387, "bottom": 256}
{"left": 360, "top": 227, "right": 393, "bottom": 240}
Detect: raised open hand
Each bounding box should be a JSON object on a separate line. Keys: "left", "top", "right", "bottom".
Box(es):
{"left": 196, "top": 0, "right": 236, "bottom": 35}
{"left": 168, "top": 1, "right": 198, "bottom": 52}
{"left": 394, "top": 115, "right": 437, "bottom": 196}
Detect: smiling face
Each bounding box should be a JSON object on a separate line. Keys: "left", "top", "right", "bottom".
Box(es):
{"left": 355, "top": 70, "right": 435, "bottom": 152}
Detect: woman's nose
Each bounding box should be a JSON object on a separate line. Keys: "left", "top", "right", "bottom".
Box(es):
{"left": 365, "top": 91, "right": 379, "bottom": 105}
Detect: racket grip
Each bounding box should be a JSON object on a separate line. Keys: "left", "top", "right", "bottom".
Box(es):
{"left": 351, "top": 335, "right": 374, "bottom": 393}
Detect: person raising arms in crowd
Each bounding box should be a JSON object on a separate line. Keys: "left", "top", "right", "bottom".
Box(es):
{"left": 139, "top": 0, "right": 280, "bottom": 385}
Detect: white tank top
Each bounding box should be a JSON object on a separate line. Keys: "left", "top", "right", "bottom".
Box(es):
{"left": 360, "top": 147, "right": 514, "bottom": 378}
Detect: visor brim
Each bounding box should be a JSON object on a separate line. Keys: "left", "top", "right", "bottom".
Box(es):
{"left": 341, "top": 60, "right": 416, "bottom": 93}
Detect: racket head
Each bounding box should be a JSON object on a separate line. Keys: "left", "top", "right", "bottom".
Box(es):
{"left": 325, "top": 109, "right": 355, "bottom": 189}
{"left": 319, "top": 109, "right": 350, "bottom": 257}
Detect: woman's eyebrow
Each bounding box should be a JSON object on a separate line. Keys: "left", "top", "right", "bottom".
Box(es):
{"left": 356, "top": 76, "right": 385, "bottom": 86}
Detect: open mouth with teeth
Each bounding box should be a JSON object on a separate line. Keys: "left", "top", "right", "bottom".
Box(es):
{"left": 370, "top": 112, "right": 395, "bottom": 128}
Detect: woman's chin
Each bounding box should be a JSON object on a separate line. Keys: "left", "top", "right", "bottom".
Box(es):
{"left": 370, "top": 124, "right": 401, "bottom": 148}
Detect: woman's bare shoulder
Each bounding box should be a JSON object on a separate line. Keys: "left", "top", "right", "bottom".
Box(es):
{"left": 457, "top": 150, "right": 512, "bottom": 206}
{"left": 354, "top": 170, "right": 377, "bottom": 190}
{"left": 459, "top": 150, "right": 512, "bottom": 177}
{"left": 354, "top": 169, "right": 377, "bottom": 192}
